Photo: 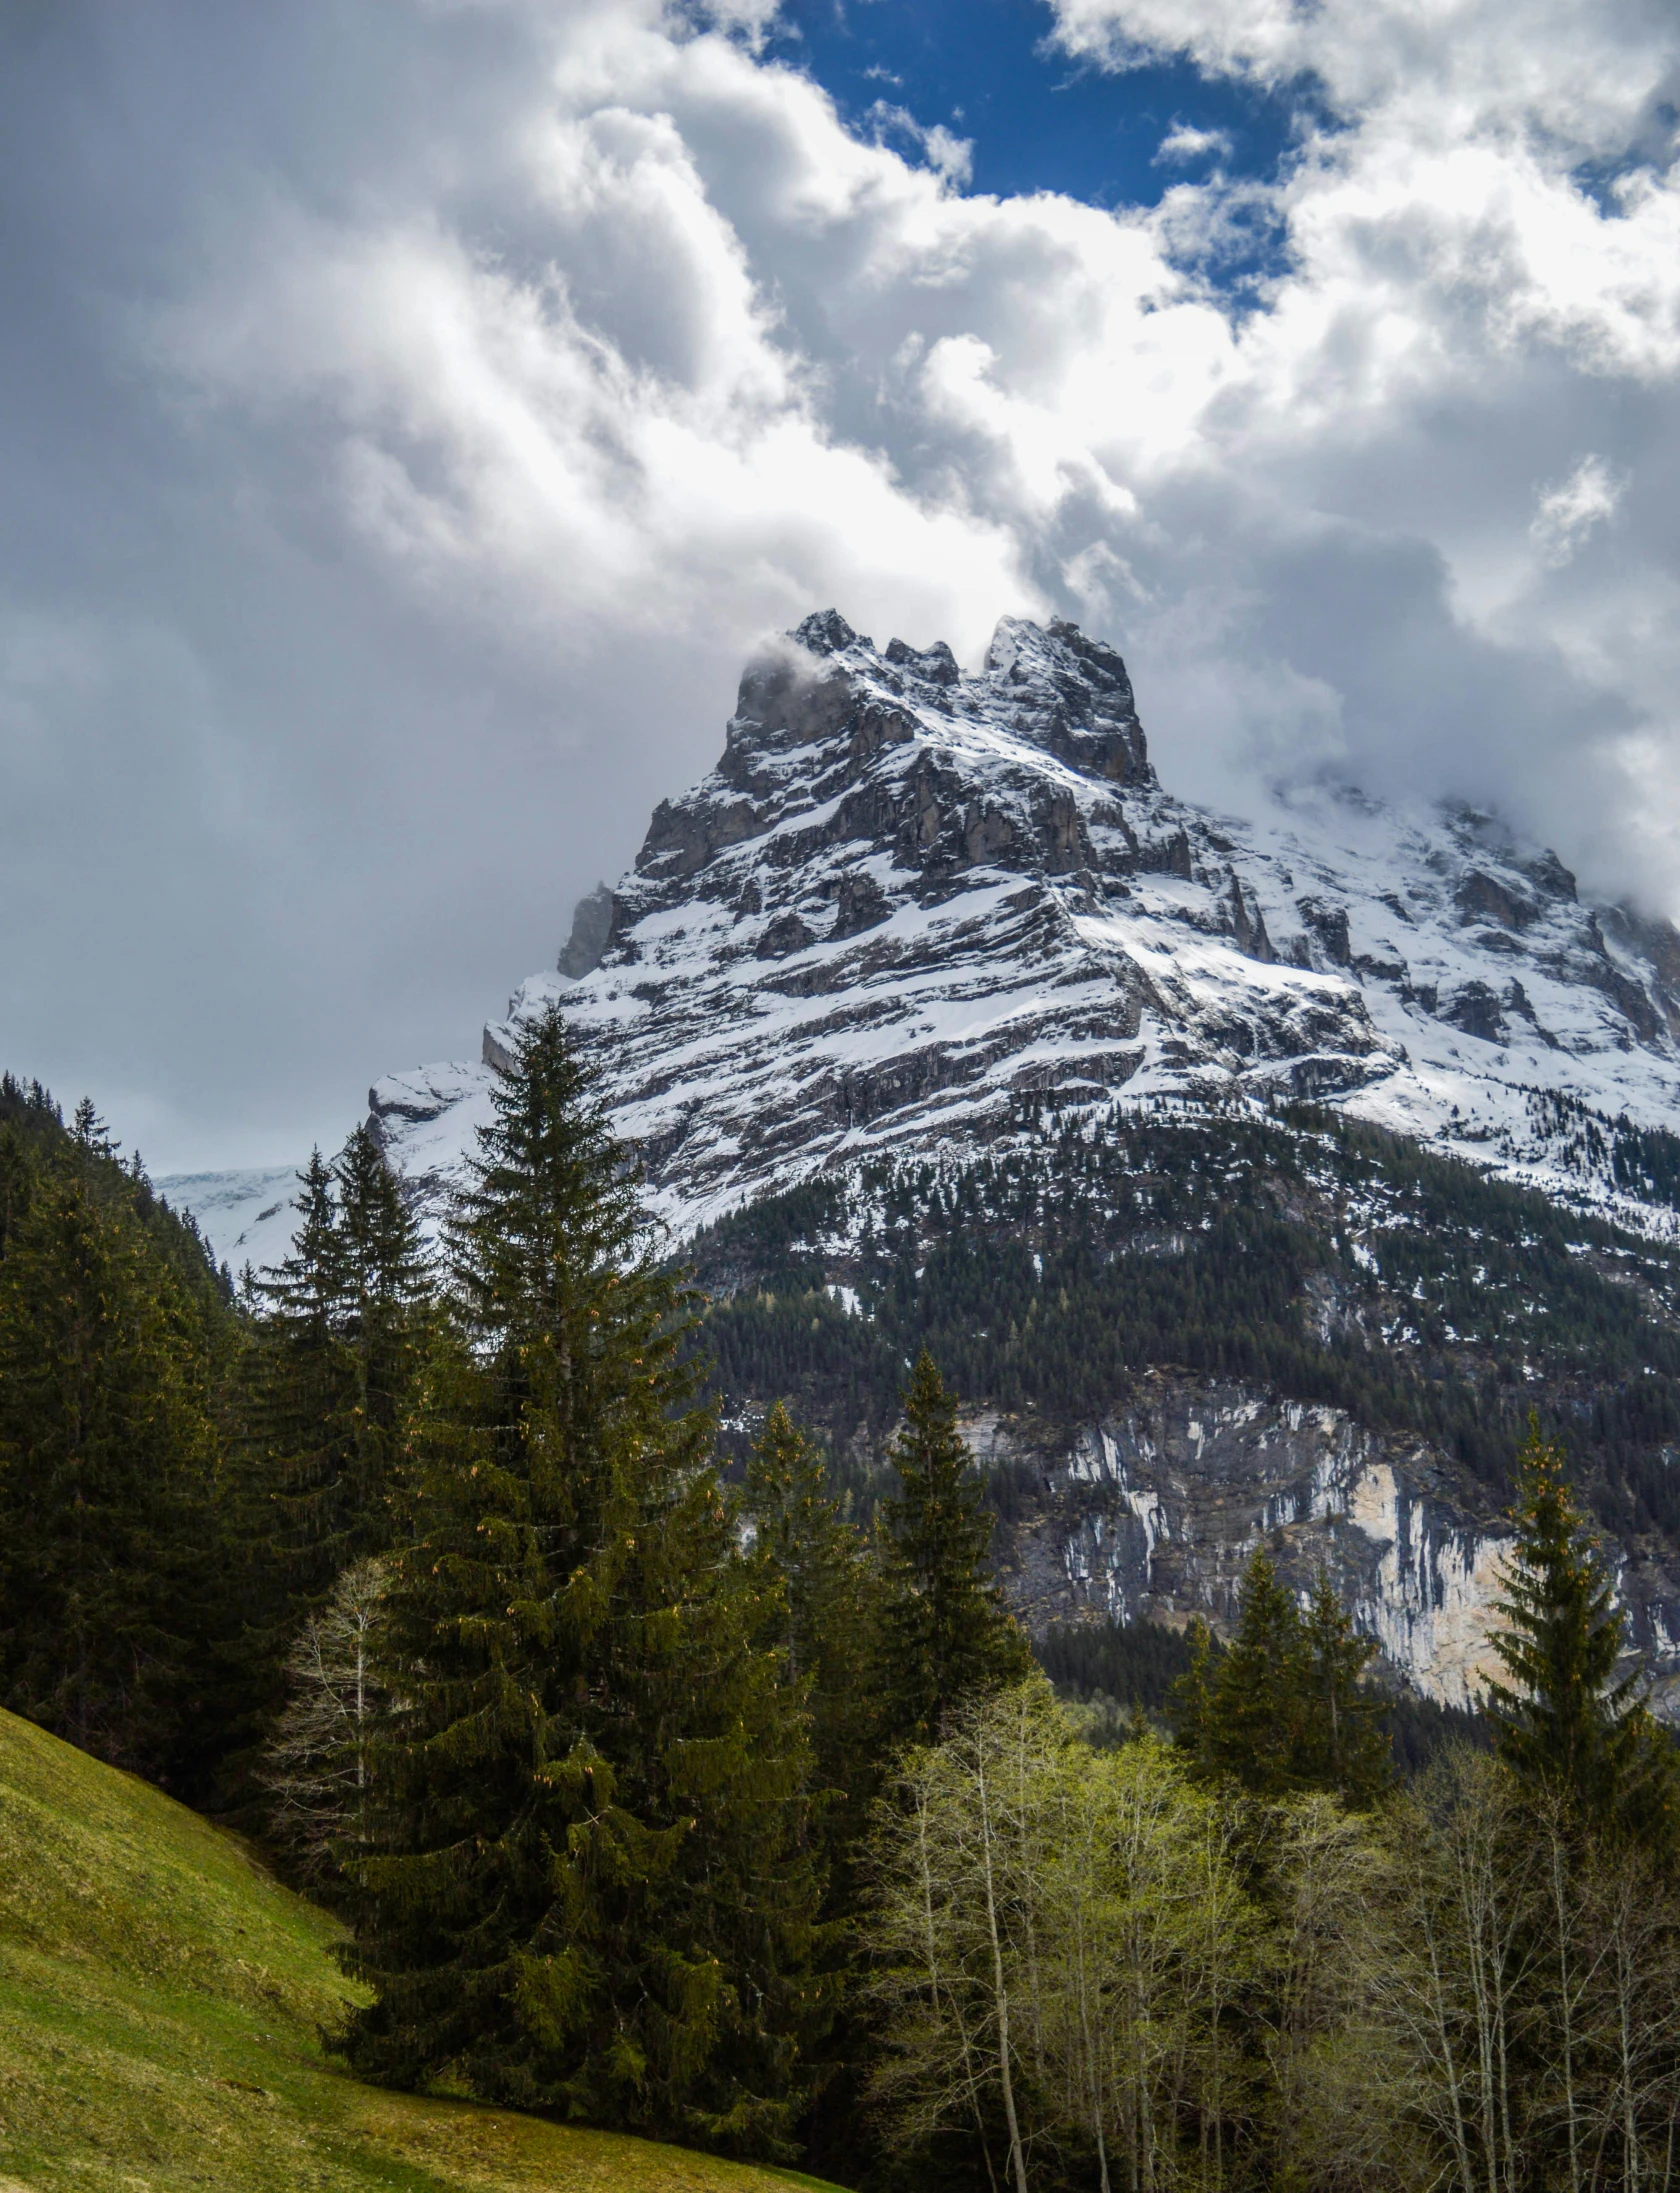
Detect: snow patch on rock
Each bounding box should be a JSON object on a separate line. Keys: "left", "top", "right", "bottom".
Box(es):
{"left": 156, "top": 1164, "right": 304, "bottom": 1275}
{"left": 371, "top": 610, "right": 1680, "bottom": 1246}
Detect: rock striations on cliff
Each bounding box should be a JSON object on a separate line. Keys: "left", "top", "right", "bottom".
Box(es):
{"left": 372, "top": 608, "right": 1680, "bottom": 1242}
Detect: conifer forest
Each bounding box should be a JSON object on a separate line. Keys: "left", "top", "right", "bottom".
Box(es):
{"left": 7, "top": 1026, "right": 1680, "bottom": 2193}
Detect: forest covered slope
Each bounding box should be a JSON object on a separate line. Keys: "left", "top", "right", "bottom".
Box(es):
{"left": 690, "top": 1097, "right": 1680, "bottom": 1709}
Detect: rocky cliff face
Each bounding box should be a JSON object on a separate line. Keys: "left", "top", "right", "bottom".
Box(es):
{"left": 379, "top": 608, "right": 1680, "bottom": 1242}
{"left": 977, "top": 1377, "right": 1680, "bottom": 1714}
{"left": 347, "top": 609, "right": 1680, "bottom": 1710}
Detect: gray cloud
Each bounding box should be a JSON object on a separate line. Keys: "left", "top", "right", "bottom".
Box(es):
{"left": 2, "top": 0, "right": 1678, "bottom": 1167}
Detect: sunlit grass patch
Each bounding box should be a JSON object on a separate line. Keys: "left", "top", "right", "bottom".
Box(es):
{"left": 0, "top": 1710, "right": 841, "bottom": 2193}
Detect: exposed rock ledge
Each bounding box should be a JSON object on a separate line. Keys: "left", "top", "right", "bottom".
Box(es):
{"left": 974, "top": 1373, "right": 1680, "bottom": 1714}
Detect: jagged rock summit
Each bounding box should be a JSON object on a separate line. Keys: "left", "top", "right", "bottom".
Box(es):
{"left": 372, "top": 609, "right": 1680, "bottom": 1237}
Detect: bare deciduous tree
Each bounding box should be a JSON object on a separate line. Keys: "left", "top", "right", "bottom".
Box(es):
{"left": 260, "top": 1556, "right": 387, "bottom": 1888}
{"left": 864, "top": 1700, "right": 1680, "bottom": 2193}
{"left": 865, "top": 1678, "right": 1258, "bottom": 2193}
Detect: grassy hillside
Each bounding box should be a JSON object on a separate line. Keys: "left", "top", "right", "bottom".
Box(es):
{"left": 0, "top": 1708, "right": 841, "bottom": 2193}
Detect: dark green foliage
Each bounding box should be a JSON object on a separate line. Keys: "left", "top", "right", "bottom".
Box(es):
{"left": 1176, "top": 1555, "right": 1300, "bottom": 1798}
{"left": 691, "top": 1098, "right": 1680, "bottom": 1547}
{"left": 1379, "top": 1691, "right": 1492, "bottom": 1775}
{"left": 0, "top": 1083, "right": 241, "bottom": 1788}
{"left": 227, "top": 1130, "right": 433, "bottom": 1812}
{"left": 737, "top": 1402, "right": 884, "bottom": 2189}
{"left": 1175, "top": 1551, "right": 1392, "bottom": 1806}
{"left": 1034, "top": 1616, "right": 1199, "bottom": 1718}
{"left": 244, "top": 1128, "right": 430, "bottom": 1601}
{"left": 876, "top": 1351, "right": 1033, "bottom": 1750}
{"left": 701, "top": 1104, "right": 1649, "bottom": 1789}
{"left": 1037, "top": 1613, "right": 1491, "bottom": 1777}
{"left": 0, "top": 1128, "right": 34, "bottom": 1262}
{"left": 1488, "top": 1417, "right": 1680, "bottom": 1847}
{"left": 1294, "top": 1567, "right": 1396, "bottom": 1801}
{"left": 0, "top": 1073, "right": 232, "bottom": 1312}
{"left": 1521, "top": 1082, "right": 1680, "bottom": 1213}
{"left": 331, "top": 1123, "right": 431, "bottom": 1545}
{"left": 341, "top": 1005, "right": 820, "bottom": 2156}
{"left": 244, "top": 1150, "right": 358, "bottom": 1592}
{"left": 741, "top": 1401, "right": 881, "bottom": 1861}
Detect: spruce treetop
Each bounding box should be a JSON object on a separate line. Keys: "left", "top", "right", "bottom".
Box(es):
{"left": 254, "top": 1149, "right": 346, "bottom": 1335}
{"left": 1487, "top": 1415, "right": 1663, "bottom": 1836}
{"left": 1175, "top": 1550, "right": 1389, "bottom": 1806}
{"left": 450, "top": 1003, "right": 657, "bottom": 1352}
{"left": 878, "top": 1349, "right": 1030, "bottom": 1747}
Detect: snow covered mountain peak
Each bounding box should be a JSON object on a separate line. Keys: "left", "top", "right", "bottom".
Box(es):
{"left": 363, "top": 610, "right": 1680, "bottom": 1241}
{"left": 627, "top": 607, "right": 1156, "bottom": 912}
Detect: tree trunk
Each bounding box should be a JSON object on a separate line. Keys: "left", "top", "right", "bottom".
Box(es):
{"left": 977, "top": 1758, "right": 1029, "bottom": 2193}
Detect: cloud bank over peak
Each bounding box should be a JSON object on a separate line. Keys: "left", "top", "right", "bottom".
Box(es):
{"left": 1, "top": 0, "right": 1678, "bottom": 1164}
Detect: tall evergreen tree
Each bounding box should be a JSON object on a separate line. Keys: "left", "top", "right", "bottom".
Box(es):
{"left": 1177, "top": 1552, "right": 1305, "bottom": 1798}
{"left": 341, "top": 1004, "right": 820, "bottom": 2154}
{"left": 743, "top": 1400, "right": 882, "bottom": 1862}
{"left": 245, "top": 1134, "right": 429, "bottom": 1602}
{"left": 1487, "top": 1416, "right": 1675, "bottom": 1844}
{"left": 0, "top": 1123, "right": 32, "bottom": 1259}
{"left": 876, "top": 1350, "right": 1031, "bottom": 1750}
{"left": 0, "top": 1144, "right": 221, "bottom": 1779}
{"left": 1294, "top": 1568, "right": 1392, "bottom": 1806}
{"left": 245, "top": 1150, "right": 358, "bottom": 1595}
{"left": 331, "top": 1123, "right": 430, "bottom": 1553}
{"left": 1176, "top": 1553, "right": 1389, "bottom": 1805}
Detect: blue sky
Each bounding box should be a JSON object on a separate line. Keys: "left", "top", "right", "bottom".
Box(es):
{"left": 766, "top": 0, "right": 1307, "bottom": 210}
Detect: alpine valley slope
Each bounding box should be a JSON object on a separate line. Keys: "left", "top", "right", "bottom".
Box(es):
{"left": 355, "top": 616, "right": 1680, "bottom": 1710}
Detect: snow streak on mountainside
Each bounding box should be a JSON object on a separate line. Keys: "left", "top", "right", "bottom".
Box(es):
{"left": 156, "top": 1165, "right": 305, "bottom": 1276}
{"left": 370, "top": 610, "right": 1680, "bottom": 1241}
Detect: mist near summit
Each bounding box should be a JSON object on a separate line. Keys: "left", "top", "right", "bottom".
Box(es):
{"left": 3, "top": 0, "right": 1678, "bottom": 1167}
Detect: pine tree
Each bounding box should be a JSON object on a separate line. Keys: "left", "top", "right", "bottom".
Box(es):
{"left": 341, "top": 1004, "right": 820, "bottom": 2153}
{"left": 1175, "top": 1614, "right": 1219, "bottom": 1762}
{"left": 1175, "top": 1553, "right": 1388, "bottom": 1804}
{"left": 245, "top": 1134, "right": 428, "bottom": 1602}
{"left": 71, "top": 1095, "right": 114, "bottom": 1158}
{"left": 876, "top": 1350, "right": 1031, "bottom": 1750}
{"left": 0, "top": 1124, "right": 31, "bottom": 1259}
{"left": 1294, "top": 1569, "right": 1391, "bottom": 1807}
{"left": 331, "top": 1123, "right": 430, "bottom": 1555}
{"left": 743, "top": 1401, "right": 883, "bottom": 1861}
{"left": 1178, "top": 1550, "right": 1305, "bottom": 1798}
{"left": 1487, "top": 1416, "right": 1673, "bottom": 1841}
{"left": 245, "top": 1151, "right": 358, "bottom": 1596}
{"left": 744, "top": 1405, "right": 869, "bottom": 1703}
{"left": 0, "top": 1147, "right": 220, "bottom": 1779}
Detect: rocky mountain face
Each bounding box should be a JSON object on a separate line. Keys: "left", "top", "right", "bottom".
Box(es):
{"left": 378, "top": 608, "right": 1680, "bottom": 1242}
{"left": 988, "top": 1380, "right": 1680, "bottom": 1719}
{"left": 986, "top": 1379, "right": 1520, "bottom": 1712}
{"left": 685, "top": 1102, "right": 1680, "bottom": 1718}
{"left": 344, "top": 612, "right": 1680, "bottom": 1710}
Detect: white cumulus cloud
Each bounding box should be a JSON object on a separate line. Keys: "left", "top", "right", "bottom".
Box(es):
{"left": 1154, "top": 122, "right": 1232, "bottom": 165}
{"left": 4, "top": 0, "right": 1680, "bottom": 1160}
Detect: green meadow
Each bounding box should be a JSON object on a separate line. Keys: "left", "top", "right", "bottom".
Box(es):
{"left": 0, "top": 1707, "right": 839, "bottom": 2193}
